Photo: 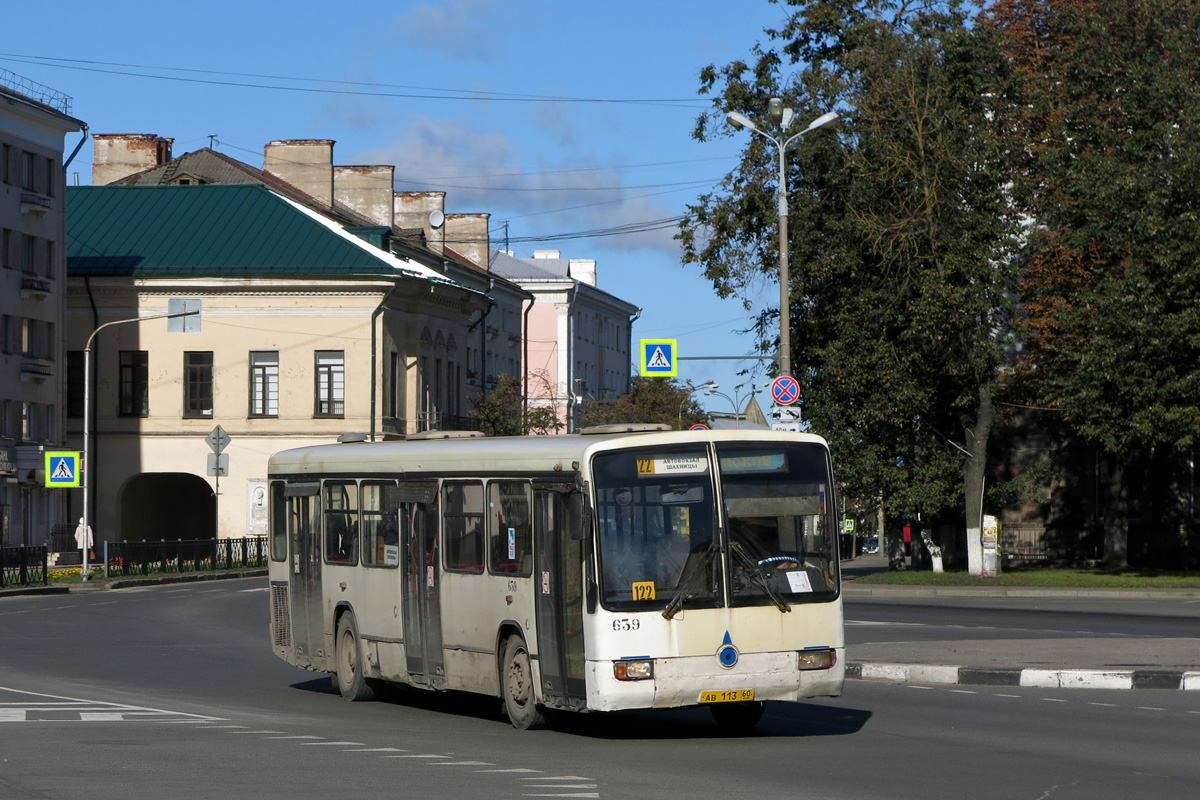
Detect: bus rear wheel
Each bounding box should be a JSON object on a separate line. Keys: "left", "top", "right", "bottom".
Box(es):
{"left": 501, "top": 636, "right": 546, "bottom": 730}
{"left": 710, "top": 700, "right": 765, "bottom": 731}
{"left": 335, "top": 613, "right": 376, "bottom": 702}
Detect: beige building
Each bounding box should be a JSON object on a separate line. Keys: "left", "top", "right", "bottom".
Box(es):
{"left": 66, "top": 182, "right": 488, "bottom": 542}
{"left": 0, "top": 72, "right": 86, "bottom": 546}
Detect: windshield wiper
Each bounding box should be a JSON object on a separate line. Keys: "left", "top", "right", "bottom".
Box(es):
{"left": 662, "top": 543, "right": 717, "bottom": 620}
{"left": 729, "top": 541, "right": 791, "bottom": 613}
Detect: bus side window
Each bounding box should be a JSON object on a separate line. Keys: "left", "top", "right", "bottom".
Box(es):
{"left": 488, "top": 480, "right": 532, "bottom": 576}
{"left": 269, "top": 481, "right": 287, "bottom": 561}
{"left": 443, "top": 480, "right": 484, "bottom": 573}
{"left": 361, "top": 480, "right": 400, "bottom": 568}
{"left": 323, "top": 480, "right": 359, "bottom": 564}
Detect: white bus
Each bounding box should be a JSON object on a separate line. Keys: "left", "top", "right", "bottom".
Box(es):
{"left": 266, "top": 425, "right": 844, "bottom": 730}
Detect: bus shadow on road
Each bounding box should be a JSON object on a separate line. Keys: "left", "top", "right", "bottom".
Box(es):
{"left": 290, "top": 678, "right": 870, "bottom": 739}
{"left": 551, "top": 702, "right": 871, "bottom": 740}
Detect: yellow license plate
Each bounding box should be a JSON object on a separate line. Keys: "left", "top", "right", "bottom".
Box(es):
{"left": 700, "top": 689, "right": 755, "bottom": 704}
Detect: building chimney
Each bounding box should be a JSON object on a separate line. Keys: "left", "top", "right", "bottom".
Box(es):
{"left": 263, "top": 140, "right": 335, "bottom": 207}
{"left": 568, "top": 258, "right": 597, "bottom": 287}
{"left": 445, "top": 213, "right": 490, "bottom": 270}
{"left": 91, "top": 134, "right": 173, "bottom": 185}
{"left": 394, "top": 191, "right": 446, "bottom": 253}
{"left": 533, "top": 250, "right": 561, "bottom": 259}
{"left": 334, "top": 165, "right": 394, "bottom": 227}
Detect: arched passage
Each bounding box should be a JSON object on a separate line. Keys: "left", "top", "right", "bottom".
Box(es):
{"left": 120, "top": 473, "right": 215, "bottom": 542}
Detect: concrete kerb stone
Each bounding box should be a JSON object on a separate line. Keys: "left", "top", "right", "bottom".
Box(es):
{"left": 848, "top": 661, "right": 1200, "bottom": 691}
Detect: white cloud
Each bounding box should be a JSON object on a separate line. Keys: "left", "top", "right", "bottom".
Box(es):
{"left": 389, "top": 0, "right": 507, "bottom": 61}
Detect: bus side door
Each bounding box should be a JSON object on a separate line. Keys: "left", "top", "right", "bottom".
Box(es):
{"left": 533, "top": 484, "right": 587, "bottom": 709}
{"left": 398, "top": 482, "right": 443, "bottom": 688}
{"left": 285, "top": 482, "right": 325, "bottom": 670}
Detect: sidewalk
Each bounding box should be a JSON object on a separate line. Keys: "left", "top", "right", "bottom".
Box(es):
{"left": 841, "top": 566, "right": 1200, "bottom": 691}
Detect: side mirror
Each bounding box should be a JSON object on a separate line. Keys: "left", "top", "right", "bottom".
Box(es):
{"left": 569, "top": 490, "right": 592, "bottom": 541}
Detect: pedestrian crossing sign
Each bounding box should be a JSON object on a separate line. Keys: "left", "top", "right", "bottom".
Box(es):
{"left": 640, "top": 339, "right": 677, "bottom": 377}
{"left": 45, "top": 451, "right": 81, "bottom": 488}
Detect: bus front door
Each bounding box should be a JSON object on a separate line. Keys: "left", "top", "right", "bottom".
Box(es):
{"left": 533, "top": 487, "right": 587, "bottom": 709}
{"left": 400, "top": 487, "right": 444, "bottom": 688}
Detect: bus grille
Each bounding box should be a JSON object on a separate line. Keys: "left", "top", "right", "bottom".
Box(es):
{"left": 271, "top": 582, "right": 292, "bottom": 649}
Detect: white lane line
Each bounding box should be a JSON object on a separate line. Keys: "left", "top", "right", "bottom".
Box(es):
{"left": 0, "top": 709, "right": 26, "bottom": 721}
{"left": 230, "top": 730, "right": 285, "bottom": 734}
{"left": 342, "top": 748, "right": 406, "bottom": 753}
{"left": 479, "top": 768, "right": 544, "bottom": 773}
{"left": 1136, "top": 707, "right": 1166, "bottom": 712}
{"left": 1088, "top": 703, "right": 1116, "bottom": 707}
{"left": 264, "top": 735, "right": 324, "bottom": 740}
{"left": 994, "top": 694, "right": 1021, "bottom": 698}
{"left": 429, "top": 761, "right": 496, "bottom": 766}
{"left": 300, "top": 741, "right": 366, "bottom": 746}
{"left": 526, "top": 777, "right": 596, "bottom": 782}
{"left": 240, "top": 588, "right": 269, "bottom": 593}
{"left": 386, "top": 754, "right": 451, "bottom": 759}
{"left": 523, "top": 794, "right": 599, "bottom": 798}
{"left": 1042, "top": 698, "right": 1067, "bottom": 703}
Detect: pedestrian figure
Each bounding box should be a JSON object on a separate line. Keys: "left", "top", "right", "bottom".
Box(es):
{"left": 74, "top": 517, "right": 93, "bottom": 557}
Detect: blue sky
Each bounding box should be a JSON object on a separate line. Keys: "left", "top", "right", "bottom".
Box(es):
{"left": 4, "top": 0, "right": 796, "bottom": 413}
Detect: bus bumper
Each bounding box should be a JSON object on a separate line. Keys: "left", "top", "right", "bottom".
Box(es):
{"left": 585, "top": 648, "right": 845, "bottom": 712}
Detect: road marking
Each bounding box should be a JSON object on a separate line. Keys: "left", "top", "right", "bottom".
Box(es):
{"left": 386, "top": 753, "right": 452, "bottom": 759}
{"left": 240, "top": 587, "right": 269, "bottom": 593}
{"left": 1041, "top": 698, "right": 1068, "bottom": 703}
{"left": 430, "top": 761, "right": 496, "bottom": 766}
{"left": 1136, "top": 707, "right": 1166, "bottom": 711}
{"left": 300, "top": 741, "right": 366, "bottom": 746}
{"left": 342, "top": 747, "right": 406, "bottom": 752}
{"left": 0, "top": 686, "right": 225, "bottom": 724}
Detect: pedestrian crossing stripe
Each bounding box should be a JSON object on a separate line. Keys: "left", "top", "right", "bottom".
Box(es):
{"left": 640, "top": 338, "right": 677, "bottom": 377}
{"left": 44, "top": 451, "right": 81, "bottom": 488}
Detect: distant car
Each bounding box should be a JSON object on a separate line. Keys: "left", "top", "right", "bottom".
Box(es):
{"left": 863, "top": 536, "right": 879, "bottom": 554}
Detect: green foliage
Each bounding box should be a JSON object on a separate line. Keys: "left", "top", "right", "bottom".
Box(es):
{"left": 682, "top": 0, "right": 1021, "bottom": 523}
{"left": 580, "top": 377, "right": 707, "bottom": 430}
{"left": 468, "top": 373, "right": 564, "bottom": 437}
{"left": 988, "top": 0, "right": 1200, "bottom": 454}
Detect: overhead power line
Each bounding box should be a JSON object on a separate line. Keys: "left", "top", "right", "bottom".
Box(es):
{"left": 0, "top": 53, "right": 708, "bottom": 109}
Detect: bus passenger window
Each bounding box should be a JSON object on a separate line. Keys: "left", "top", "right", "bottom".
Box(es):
{"left": 323, "top": 481, "right": 359, "bottom": 564}
{"left": 444, "top": 481, "right": 484, "bottom": 573}
{"left": 361, "top": 481, "right": 400, "bottom": 568}
{"left": 488, "top": 481, "right": 531, "bottom": 576}
{"left": 269, "top": 481, "right": 287, "bottom": 561}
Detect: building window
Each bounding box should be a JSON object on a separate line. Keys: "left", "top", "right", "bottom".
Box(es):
{"left": 2, "top": 229, "right": 10, "bottom": 269}
{"left": 387, "top": 351, "right": 399, "bottom": 418}
{"left": 250, "top": 351, "right": 279, "bottom": 417}
{"left": 21, "top": 150, "right": 35, "bottom": 192}
{"left": 183, "top": 352, "right": 214, "bottom": 418}
{"left": 21, "top": 235, "right": 35, "bottom": 274}
{"left": 119, "top": 351, "right": 149, "bottom": 417}
{"left": 67, "top": 351, "right": 84, "bottom": 418}
{"left": 167, "top": 298, "right": 201, "bottom": 333}
{"left": 315, "top": 350, "right": 344, "bottom": 417}
{"left": 1, "top": 144, "right": 9, "bottom": 184}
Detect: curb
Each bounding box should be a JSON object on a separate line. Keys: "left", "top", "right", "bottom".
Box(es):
{"left": 842, "top": 585, "right": 1200, "bottom": 600}
{"left": 847, "top": 661, "right": 1200, "bottom": 691}
{"left": 0, "top": 569, "right": 267, "bottom": 598}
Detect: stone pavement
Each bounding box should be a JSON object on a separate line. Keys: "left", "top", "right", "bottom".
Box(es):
{"left": 842, "top": 579, "right": 1200, "bottom": 691}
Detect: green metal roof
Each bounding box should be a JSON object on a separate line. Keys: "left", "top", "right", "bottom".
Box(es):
{"left": 67, "top": 184, "right": 441, "bottom": 281}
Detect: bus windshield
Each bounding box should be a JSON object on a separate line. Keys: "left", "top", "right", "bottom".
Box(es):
{"left": 592, "top": 445, "right": 720, "bottom": 612}
{"left": 717, "top": 443, "right": 839, "bottom": 606}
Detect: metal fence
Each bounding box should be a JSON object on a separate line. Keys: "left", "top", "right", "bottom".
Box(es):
{"left": 1, "top": 546, "right": 49, "bottom": 588}
{"left": 101, "top": 537, "right": 268, "bottom": 579}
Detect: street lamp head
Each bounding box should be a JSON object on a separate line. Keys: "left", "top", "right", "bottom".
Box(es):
{"left": 726, "top": 111, "right": 756, "bottom": 134}
{"left": 768, "top": 97, "right": 784, "bottom": 124}
{"left": 802, "top": 111, "right": 839, "bottom": 134}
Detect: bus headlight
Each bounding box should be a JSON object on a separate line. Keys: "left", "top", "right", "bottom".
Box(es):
{"left": 797, "top": 649, "right": 836, "bottom": 670}
{"left": 613, "top": 659, "right": 655, "bottom": 681}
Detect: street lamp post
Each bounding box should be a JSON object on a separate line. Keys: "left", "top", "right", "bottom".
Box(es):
{"left": 727, "top": 103, "right": 838, "bottom": 379}
{"left": 80, "top": 310, "right": 197, "bottom": 579}
{"left": 701, "top": 381, "right": 769, "bottom": 428}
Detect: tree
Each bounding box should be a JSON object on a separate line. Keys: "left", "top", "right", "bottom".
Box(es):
{"left": 681, "top": 0, "right": 1021, "bottom": 574}
{"left": 468, "top": 373, "right": 564, "bottom": 436}
{"left": 986, "top": 0, "right": 1200, "bottom": 565}
{"left": 580, "top": 377, "right": 707, "bottom": 430}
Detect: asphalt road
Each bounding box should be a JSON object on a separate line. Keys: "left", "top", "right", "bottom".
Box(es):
{"left": 1, "top": 578, "right": 1198, "bottom": 799}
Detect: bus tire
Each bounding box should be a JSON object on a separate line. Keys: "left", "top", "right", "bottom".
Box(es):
{"left": 501, "top": 636, "right": 546, "bottom": 730}
{"left": 710, "top": 700, "right": 765, "bottom": 731}
{"left": 335, "top": 613, "right": 376, "bottom": 702}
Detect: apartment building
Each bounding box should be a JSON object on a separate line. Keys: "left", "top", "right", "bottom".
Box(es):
{"left": 0, "top": 72, "right": 85, "bottom": 545}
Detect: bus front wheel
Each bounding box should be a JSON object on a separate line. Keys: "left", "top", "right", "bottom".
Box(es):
{"left": 710, "top": 700, "right": 765, "bottom": 731}
{"left": 335, "top": 613, "right": 376, "bottom": 702}
{"left": 501, "top": 636, "right": 546, "bottom": 730}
